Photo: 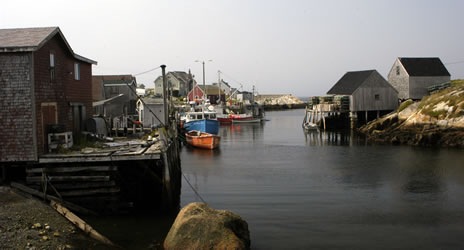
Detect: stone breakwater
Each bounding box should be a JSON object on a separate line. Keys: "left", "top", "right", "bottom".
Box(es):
{"left": 255, "top": 94, "right": 306, "bottom": 110}
{"left": 359, "top": 84, "right": 464, "bottom": 147}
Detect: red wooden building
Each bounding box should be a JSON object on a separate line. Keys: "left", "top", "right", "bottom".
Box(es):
{"left": 187, "top": 85, "right": 225, "bottom": 104}
{"left": 0, "top": 27, "right": 97, "bottom": 162}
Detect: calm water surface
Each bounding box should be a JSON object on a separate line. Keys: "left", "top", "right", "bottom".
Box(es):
{"left": 181, "top": 109, "right": 464, "bottom": 249}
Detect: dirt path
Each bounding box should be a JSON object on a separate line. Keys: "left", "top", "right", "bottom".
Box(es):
{"left": 0, "top": 186, "right": 117, "bottom": 250}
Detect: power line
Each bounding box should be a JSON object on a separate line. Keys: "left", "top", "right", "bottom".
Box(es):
{"left": 134, "top": 66, "right": 161, "bottom": 76}
{"left": 125, "top": 80, "right": 165, "bottom": 127}
{"left": 182, "top": 173, "right": 208, "bottom": 204}
{"left": 220, "top": 71, "right": 246, "bottom": 89}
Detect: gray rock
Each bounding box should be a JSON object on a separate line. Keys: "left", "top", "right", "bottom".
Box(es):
{"left": 164, "top": 202, "right": 250, "bottom": 250}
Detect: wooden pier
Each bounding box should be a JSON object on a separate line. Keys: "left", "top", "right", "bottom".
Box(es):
{"left": 12, "top": 135, "right": 181, "bottom": 214}
{"left": 306, "top": 95, "right": 395, "bottom": 130}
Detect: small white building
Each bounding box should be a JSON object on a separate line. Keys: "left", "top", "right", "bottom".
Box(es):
{"left": 136, "top": 97, "right": 166, "bottom": 128}
{"left": 136, "top": 88, "right": 146, "bottom": 97}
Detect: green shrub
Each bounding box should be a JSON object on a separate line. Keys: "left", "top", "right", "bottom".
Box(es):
{"left": 398, "top": 99, "right": 414, "bottom": 112}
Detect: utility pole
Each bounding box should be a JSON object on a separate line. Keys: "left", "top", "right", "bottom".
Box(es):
{"left": 252, "top": 85, "right": 255, "bottom": 103}
{"left": 195, "top": 60, "right": 212, "bottom": 104}
{"left": 161, "top": 65, "right": 169, "bottom": 127}
{"left": 218, "top": 70, "right": 221, "bottom": 105}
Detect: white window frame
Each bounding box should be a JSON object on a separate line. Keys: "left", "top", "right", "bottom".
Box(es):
{"left": 50, "top": 53, "right": 55, "bottom": 67}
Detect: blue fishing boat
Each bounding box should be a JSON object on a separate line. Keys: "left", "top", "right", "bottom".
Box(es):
{"left": 182, "top": 110, "right": 219, "bottom": 135}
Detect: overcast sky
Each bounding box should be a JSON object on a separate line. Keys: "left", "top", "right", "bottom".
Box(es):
{"left": 2, "top": 0, "right": 463, "bottom": 96}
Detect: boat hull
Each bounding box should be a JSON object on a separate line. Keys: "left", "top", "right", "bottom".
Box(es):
{"left": 217, "top": 117, "right": 232, "bottom": 124}
{"left": 303, "top": 122, "right": 319, "bottom": 131}
{"left": 184, "top": 119, "right": 219, "bottom": 135}
{"left": 231, "top": 118, "right": 261, "bottom": 123}
{"left": 185, "top": 131, "right": 220, "bottom": 149}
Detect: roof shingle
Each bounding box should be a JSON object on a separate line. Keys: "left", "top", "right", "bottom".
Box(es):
{"left": 327, "top": 70, "right": 375, "bottom": 95}
{"left": 399, "top": 57, "right": 450, "bottom": 77}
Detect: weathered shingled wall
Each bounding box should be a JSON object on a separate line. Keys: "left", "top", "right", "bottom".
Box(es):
{"left": 33, "top": 34, "right": 93, "bottom": 155}
{"left": 0, "top": 52, "right": 36, "bottom": 162}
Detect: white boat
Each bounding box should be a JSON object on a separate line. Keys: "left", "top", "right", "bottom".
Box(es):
{"left": 302, "top": 106, "right": 319, "bottom": 131}
{"left": 303, "top": 122, "right": 319, "bottom": 131}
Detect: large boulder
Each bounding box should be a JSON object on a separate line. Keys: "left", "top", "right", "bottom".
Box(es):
{"left": 164, "top": 202, "right": 250, "bottom": 250}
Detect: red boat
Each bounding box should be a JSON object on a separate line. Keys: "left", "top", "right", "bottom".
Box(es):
{"left": 185, "top": 131, "right": 221, "bottom": 149}
{"left": 217, "top": 114, "right": 258, "bottom": 124}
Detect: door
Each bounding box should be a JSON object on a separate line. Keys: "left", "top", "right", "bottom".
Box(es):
{"left": 41, "top": 102, "right": 57, "bottom": 152}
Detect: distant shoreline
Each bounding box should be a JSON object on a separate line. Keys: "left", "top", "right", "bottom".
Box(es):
{"left": 263, "top": 103, "right": 307, "bottom": 111}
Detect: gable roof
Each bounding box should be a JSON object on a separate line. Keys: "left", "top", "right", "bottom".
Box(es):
{"left": 169, "top": 71, "right": 190, "bottom": 83}
{"left": 399, "top": 57, "right": 450, "bottom": 77}
{"left": 0, "top": 27, "right": 96, "bottom": 64}
{"left": 199, "top": 85, "right": 225, "bottom": 95}
{"left": 188, "top": 85, "right": 205, "bottom": 96}
{"left": 327, "top": 70, "right": 376, "bottom": 95}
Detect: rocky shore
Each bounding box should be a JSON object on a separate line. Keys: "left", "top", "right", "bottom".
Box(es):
{"left": 0, "top": 187, "right": 115, "bottom": 250}
{"left": 359, "top": 81, "right": 464, "bottom": 147}
{"left": 255, "top": 94, "right": 306, "bottom": 110}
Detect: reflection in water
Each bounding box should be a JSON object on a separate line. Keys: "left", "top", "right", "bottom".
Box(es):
{"left": 222, "top": 123, "right": 264, "bottom": 143}
{"left": 181, "top": 110, "right": 464, "bottom": 249}
{"left": 184, "top": 146, "right": 222, "bottom": 157}
{"left": 303, "top": 129, "right": 365, "bottom": 146}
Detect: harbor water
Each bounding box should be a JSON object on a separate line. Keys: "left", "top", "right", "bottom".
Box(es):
{"left": 180, "top": 109, "right": 464, "bottom": 249}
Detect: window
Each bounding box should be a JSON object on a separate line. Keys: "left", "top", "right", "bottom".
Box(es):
{"left": 50, "top": 53, "right": 55, "bottom": 81}
{"left": 74, "top": 63, "right": 80, "bottom": 80}
{"left": 196, "top": 114, "right": 203, "bottom": 119}
{"left": 396, "top": 66, "right": 400, "bottom": 75}
{"left": 375, "top": 94, "right": 380, "bottom": 100}
{"left": 204, "top": 114, "right": 210, "bottom": 119}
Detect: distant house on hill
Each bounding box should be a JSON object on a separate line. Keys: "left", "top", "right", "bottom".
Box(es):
{"left": 212, "top": 79, "right": 232, "bottom": 96}
{"left": 0, "top": 27, "right": 96, "bottom": 161}
{"left": 154, "top": 71, "right": 195, "bottom": 97}
{"left": 327, "top": 70, "right": 398, "bottom": 123}
{"left": 387, "top": 57, "right": 451, "bottom": 100}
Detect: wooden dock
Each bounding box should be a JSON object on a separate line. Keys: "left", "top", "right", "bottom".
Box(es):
{"left": 17, "top": 137, "right": 181, "bottom": 214}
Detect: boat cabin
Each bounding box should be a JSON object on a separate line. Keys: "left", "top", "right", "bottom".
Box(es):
{"left": 185, "top": 111, "right": 217, "bottom": 122}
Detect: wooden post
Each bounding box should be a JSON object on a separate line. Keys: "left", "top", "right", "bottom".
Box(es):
{"left": 377, "top": 110, "right": 380, "bottom": 119}
{"left": 50, "top": 201, "right": 117, "bottom": 247}
{"left": 322, "top": 111, "right": 326, "bottom": 130}
{"left": 350, "top": 112, "right": 357, "bottom": 129}
{"left": 10, "top": 182, "right": 97, "bottom": 215}
{"left": 162, "top": 151, "right": 173, "bottom": 210}
{"left": 161, "top": 65, "right": 169, "bottom": 127}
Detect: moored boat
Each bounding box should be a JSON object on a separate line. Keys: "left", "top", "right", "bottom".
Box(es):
{"left": 183, "top": 110, "right": 219, "bottom": 135}
{"left": 217, "top": 114, "right": 232, "bottom": 124}
{"left": 185, "top": 130, "right": 221, "bottom": 149}
{"left": 231, "top": 115, "right": 261, "bottom": 123}
{"left": 303, "top": 122, "right": 319, "bottom": 131}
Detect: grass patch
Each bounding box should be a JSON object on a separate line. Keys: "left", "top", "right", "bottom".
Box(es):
{"left": 398, "top": 99, "right": 414, "bottom": 112}
{"left": 418, "top": 81, "right": 464, "bottom": 118}
{"left": 451, "top": 79, "right": 464, "bottom": 86}
{"left": 69, "top": 135, "right": 103, "bottom": 151}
